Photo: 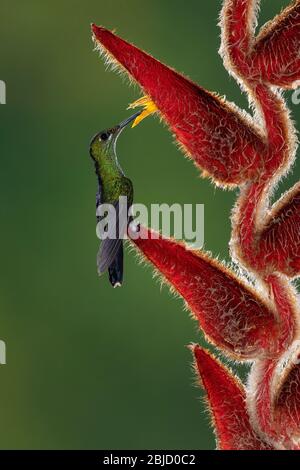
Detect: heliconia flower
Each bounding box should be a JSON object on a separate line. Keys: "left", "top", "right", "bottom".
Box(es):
{"left": 220, "top": 0, "right": 259, "bottom": 78}
{"left": 220, "top": 0, "right": 300, "bottom": 89}
{"left": 245, "top": 275, "right": 299, "bottom": 448}
{"left": 92, "top": 24, "right": 267, "bottom": 187}
{"left": 257, "top": 182, "right": 300, "bottom": 277}
{"left": 192, "top": 345, "right": 273, "bottom": 450}
{"left": 94, "top": 0, "right": 300, "bottom": 450}
{"left": 127, "top": 96, "right": 158, "bottom": 128}
{"left": 264, "top": 274, "right": 298, "bottom": 350}
{"left": 247, "top": 342, "right": 300, "bottom": 450}
{"left": 220, "top": 1, "right": 296, "bottom": 180}
{"left": 252, "top": 1, "right": 300, "bottom": 89}
{"left": 274, "top": 349, "right": 300, "bottom": 449}
{"left": 129, "top": 225, "right": 280, "bottom": 360}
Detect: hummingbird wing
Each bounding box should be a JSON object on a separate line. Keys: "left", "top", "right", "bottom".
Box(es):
{"left": 96, "top": 179, "right": 103, "bottom": 222}
{"left": 96, "top": 198, "right": 128, "bottom": 275}
{"left": 97, "top": 177, "right": 133, "bottom": 279}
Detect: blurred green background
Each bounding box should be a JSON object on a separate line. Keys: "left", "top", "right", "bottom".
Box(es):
{"left": 0, "top": 0, "right": 299, "bottom": 450}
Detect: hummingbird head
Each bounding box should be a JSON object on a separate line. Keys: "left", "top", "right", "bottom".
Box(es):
{"left": 89, "top": 111, "right": 141, "bottom": 163}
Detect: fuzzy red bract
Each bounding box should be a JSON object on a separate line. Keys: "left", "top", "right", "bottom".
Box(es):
{"left": 93, "top": 0, "right": 300, "bottom": 450}
{"left": 275, "top": 358, "right": 300, "bottom": 448}
{"left": 192, "top": 345, "right": 273, "bottom": 450}
{"left": 258, "top": 183, "right": 300, "bottom": 277}
{"left": 92, "top": 24, "right": 266, "bottom": 187}
{"left": 220, "top": 0, "right": 259, "bottom": 77}
{"left": 248, "top": 346, "right": 300, "bottom": 450}
{"left": 221, "top": 0, "right": 300, "bottom": 88}
{"left": 129, "top": 225, "right": 279, "bottom": 360}
{"left": 252, "top": 1, "right": 300, "bottom": 89}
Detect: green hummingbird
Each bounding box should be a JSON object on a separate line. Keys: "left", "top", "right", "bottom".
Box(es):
{"left": 89, "top": 111, "right": 141, "bottom": 287}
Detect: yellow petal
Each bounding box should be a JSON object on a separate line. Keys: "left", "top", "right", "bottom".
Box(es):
{"left": 128, "top": 96, "right": 158, "bottom": 127}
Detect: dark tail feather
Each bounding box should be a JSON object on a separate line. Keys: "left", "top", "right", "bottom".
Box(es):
{"left": 108, "top": 243, "right": 124, "bottom": 287}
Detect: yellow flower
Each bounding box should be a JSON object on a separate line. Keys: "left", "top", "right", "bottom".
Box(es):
{"left": 127, "top": 96, "right": 158, "bottom": 127}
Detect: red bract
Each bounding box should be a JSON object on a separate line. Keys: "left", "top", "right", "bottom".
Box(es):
{"left": 192, "top": 345, "right": 273, "bottom": 450}
{"left": 220, "top": 0, "right": 259, "bottom": 78}
{"left": 248, "top": 343, "right": 300, "bottom": 450}
{"left": 275, "top": 353, "right": 300, "bottom": 449}
{"left": 252, "top": 1, "right": 300, "bottom": 89}
{"left": 129, "top": 225, "right": 279, "bottom": 360}
{"left": 92, "top": 24, "right": 266, "bottom": 187}
{"left": 220, "top": 0, "right": 300, "bottom": 88}
{"left": 258, "top": 183, "right": 300, "bottom": 277}
{"left": 93, "top": 0, "right": 300, "bottom": 450}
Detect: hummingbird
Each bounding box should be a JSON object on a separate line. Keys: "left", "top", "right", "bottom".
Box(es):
{"left": 89, "top": 111, "right": 141, "bottom": 288}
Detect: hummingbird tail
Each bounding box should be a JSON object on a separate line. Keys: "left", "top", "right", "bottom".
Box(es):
{"left": 108, "top": 243, "right": 124, "bottom": 287}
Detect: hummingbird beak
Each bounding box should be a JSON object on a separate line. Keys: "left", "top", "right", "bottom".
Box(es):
{"left": 118, "top": 111, "right": 142, "bottom": 130}
{"left": 112, "top": 111, "right": 142, "bottom": 142}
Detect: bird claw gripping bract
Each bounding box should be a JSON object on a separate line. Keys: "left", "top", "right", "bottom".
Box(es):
{"left": 92, "top": 0, "right": 300, "bottom": 450}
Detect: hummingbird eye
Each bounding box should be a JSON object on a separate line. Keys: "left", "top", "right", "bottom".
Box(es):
{"left": 100, "top": 132, "right": 109, "bottom": 141}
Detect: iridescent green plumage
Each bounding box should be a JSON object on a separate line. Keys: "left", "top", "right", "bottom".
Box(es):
{"left": 89, "top": 112, "right": 139, "bottom": 287}
{"left": 90, "top": 134, "right": 133, "bottom": 204}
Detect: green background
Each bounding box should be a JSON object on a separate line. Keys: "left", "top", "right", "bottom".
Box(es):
{"left": 0, "top": 0, "right": 299, "bottom": 450}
